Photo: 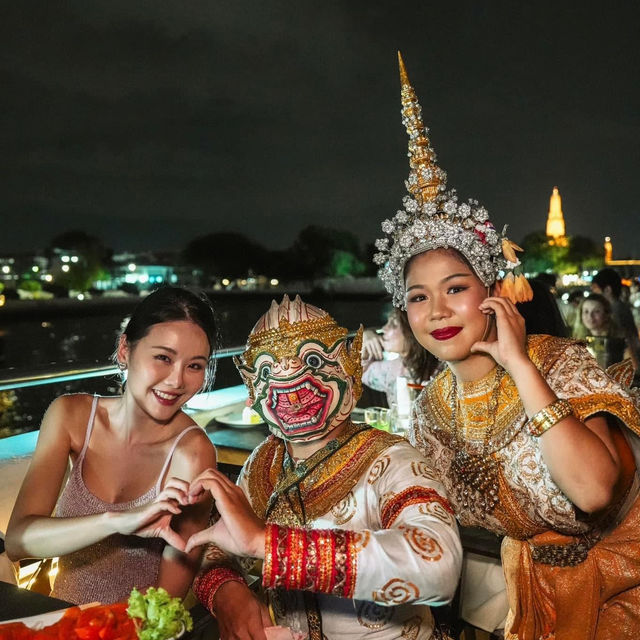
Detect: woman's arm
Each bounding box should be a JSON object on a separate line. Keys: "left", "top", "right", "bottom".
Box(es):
{"left": 361, "top": 329, "right": 384, "bottom": 368}
{"left": 5, "top": 396, "right": 112, "bottom": 560}
{"left": 473, "top": 297, "right": 620, "bottom": 513}
{"left": 6, "top": 396, "right": 194, "bottom": 561}
{"left": 155, "top": 429, "right": 217, "bottom": 599}
{"left": 508, "top": 359, "right": 619, "bottom": 512}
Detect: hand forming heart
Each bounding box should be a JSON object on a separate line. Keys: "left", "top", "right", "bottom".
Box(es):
{"left": 121, "top": 470, "right": 266, "bottom": 558}
{"left": 184, "top": 468, "right": 267, "bottom": 559}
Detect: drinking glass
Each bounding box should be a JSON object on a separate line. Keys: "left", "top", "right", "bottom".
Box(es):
{"left": 377, "top": 408, "right": 390, "bottom": 431}
{"left": 364, "top": 407, "right": 379, "bottom": 428}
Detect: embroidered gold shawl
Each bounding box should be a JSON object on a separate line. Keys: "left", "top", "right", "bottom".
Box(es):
{"left": 244, "top": 421, "right": 403, "bottom": 526}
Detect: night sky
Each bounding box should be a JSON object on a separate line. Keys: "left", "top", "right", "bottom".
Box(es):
{"left": 2, "top": 1, "right": 639, "bottom": 258}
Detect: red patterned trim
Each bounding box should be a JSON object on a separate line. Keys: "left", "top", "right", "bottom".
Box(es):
{"left": 263, "top": 522, "right": 279, "bottom": 588}
{"left": 381, "top": 486, "right": 453, "bottom": 529}
{"left": 344, "top": 529, "right": 357, "bottom": 598}
{"left": 262, "top": 525, "right": 358, "bottom": 597}
{"left": 194, "top": 566, "right": 246, "bottom": 614}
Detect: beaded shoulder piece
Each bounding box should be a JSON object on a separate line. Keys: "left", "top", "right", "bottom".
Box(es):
{"left": 245, "top": 423, "right": 403, "bottom": 524}
{"left": 606, "top": 358, "right": 635, "bottom": 388}
{"left": 526, "top": 334, "right": 580, "bottom": 373}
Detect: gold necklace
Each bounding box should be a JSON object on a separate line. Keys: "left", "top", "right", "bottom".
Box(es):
{"left": 449, "top": 366, "right": 503, "bottom": 516}
{"left": 264, "top": 420, "right": 370, "bottom": 520}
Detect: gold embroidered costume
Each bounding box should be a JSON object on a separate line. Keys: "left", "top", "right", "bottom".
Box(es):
{"left": 195, "top": 296, "right": 463, "bottom": 640}
{"left": 195, "top": 422, "right": 463, "bottom": 640}
{"left": 373, "top": 51, "right": 640, "bottom": 640}
{"left": 411, "top": 335, "right": 640, "bottom": 639}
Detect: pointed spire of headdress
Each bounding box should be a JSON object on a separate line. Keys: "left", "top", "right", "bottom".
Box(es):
{"left": 374, "top": 54, "right": 532, "bottom": 307}
{"left": 398, "top": 51, "right": 447, "bottom": 206}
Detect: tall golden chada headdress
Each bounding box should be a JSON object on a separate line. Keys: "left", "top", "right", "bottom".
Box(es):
{"left": 375, "top": 52, "right": 532, "bottom": 308}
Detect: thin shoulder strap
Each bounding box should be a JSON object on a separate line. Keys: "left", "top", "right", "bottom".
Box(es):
{"left": 77, "top": 395, "right": 99, "bottom": 464}
{"left": 155, "top": 425, "right": 203, "bottom": 493}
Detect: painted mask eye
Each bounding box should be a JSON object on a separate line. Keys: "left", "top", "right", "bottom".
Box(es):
{"left": 259, "top": 364, "right": 272, "bottom": 381}
{"left": 304, "top": 353, "right": 323, "bottom": 369}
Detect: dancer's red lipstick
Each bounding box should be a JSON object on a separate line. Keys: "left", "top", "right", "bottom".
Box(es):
{"left": 430, "top": 327, "right": 462, "bottom": 341}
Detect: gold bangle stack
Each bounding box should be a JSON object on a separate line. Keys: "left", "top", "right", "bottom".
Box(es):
{"left": 528, "top": 398, "right": 573, "bottom": 437}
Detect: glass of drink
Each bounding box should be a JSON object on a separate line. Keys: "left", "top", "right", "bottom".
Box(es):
{"left": 377, "top": 408, "right": 390, "bottom": 431}
{"left": 364, "top": 407, "right": 379, "bottom": 428}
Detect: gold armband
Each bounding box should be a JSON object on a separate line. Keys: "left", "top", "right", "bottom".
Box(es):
{"left": 528, "top": 398, "right": 573, "bottom": 437}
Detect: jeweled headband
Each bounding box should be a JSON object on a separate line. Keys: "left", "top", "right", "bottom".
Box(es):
{"left": 375, "top": 53, "right": 530, "bottom": 309}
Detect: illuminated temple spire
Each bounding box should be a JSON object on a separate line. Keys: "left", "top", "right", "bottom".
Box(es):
{"left": 546, "top": 186, "right": 568, "bottom": 246}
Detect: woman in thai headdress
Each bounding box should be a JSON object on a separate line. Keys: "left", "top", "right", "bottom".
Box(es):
{"left": 374, "top": 54, "right": 640, "bottom": 640}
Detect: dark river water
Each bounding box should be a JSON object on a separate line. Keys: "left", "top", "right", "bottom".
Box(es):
{"left": 0, "top": 291, "right": 387, "bottom": 437}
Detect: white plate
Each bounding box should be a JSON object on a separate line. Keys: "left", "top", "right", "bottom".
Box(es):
{"left": 216, "top": 412, "right": 266, "bottom": 428}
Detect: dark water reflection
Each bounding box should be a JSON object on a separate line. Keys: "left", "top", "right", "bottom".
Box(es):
{"left": 0, "top": 292, "right": 387, "bottom": 437}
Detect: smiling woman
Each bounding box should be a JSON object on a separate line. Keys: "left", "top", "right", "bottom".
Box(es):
{"left": 405, "top": 249, "right": 496, "bottom": 376}
{"left": 374, "top": 54, "right": 640, "bottom": 638}
{"left": 5, "top": 287, "right": 219, "bottom": 605}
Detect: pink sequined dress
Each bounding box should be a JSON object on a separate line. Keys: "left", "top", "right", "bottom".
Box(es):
{"left": 51, "top": 395, "right": 201, "bottom": 604}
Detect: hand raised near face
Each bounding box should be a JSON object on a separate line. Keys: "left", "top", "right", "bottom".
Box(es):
{"left": 470, "top": 296, "right": 529, "bottom": 375}
{"left": 362, "top": 329, "right": 384, "bottom": 362}
{"left": 185, "top": 469, "right": 266, "bottom": 558}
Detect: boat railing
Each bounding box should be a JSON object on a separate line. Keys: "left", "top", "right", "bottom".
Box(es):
{"left": 0, "top": 345, "right": 247, "bottom": 392}
{"left": 0, "top": 329, "right": 365, "bottom": 392}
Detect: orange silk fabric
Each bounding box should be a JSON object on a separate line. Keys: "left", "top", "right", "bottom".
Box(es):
{"left": 503, "top": 488, "right": 640, "bottom": 639}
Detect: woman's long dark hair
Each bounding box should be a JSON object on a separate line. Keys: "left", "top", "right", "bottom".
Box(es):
{"left": 395, "top": 308, "right": 439, "bottom": 383}
{"left": 516, "top": 278, "right": 570, "bottom": 338}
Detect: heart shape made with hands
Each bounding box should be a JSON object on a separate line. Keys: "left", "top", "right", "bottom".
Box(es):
{"left": 151, "top": 469, "right": 238, "bottom": 552}
{"left": 141, "top": 474, "right": 215, "bottom": 552}
{"left": 154, "top": 468, "right": 264, "bottom": 557}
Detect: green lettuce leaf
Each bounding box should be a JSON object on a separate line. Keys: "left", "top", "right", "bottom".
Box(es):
{"left": 127, "top": 587, "right": 193, "bottom": 640}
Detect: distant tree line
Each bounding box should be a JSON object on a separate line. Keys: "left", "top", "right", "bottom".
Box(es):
{"left": 13, "top": 226, "right": 377, "bottom": 294}
{"left": 182, "top": 226, "right": 376, "bottom": 282}
{"left": 520, "top": 231, "right": 604, "bottom": 275}
{"left": 16, "top": 226, "right": 604, "bottom": 295}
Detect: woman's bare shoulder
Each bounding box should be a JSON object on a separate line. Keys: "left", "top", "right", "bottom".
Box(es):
{"left": 170, "top": 422, "right": 216, "bottom": 475}
{"left": 42, "top": 394, "right": 102, "bottom": 440}
{"left": 45, "top": 393, "right": 99, "bottom": 420}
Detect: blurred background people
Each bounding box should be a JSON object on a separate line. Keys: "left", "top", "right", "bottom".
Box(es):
{"left": 592, "top": 268, "right": 640, "bottom": 371}
{"left": 573, "top": 293, "right": 625, "bottom": 369}
{"left": 361, "top": 307, "right": 440, "bottom": 408}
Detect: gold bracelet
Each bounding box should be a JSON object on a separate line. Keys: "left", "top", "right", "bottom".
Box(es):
{"left": 528, "top": 398, "right": 573, "bottom": 437}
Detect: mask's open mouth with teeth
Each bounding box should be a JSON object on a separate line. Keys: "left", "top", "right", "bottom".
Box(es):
{"left": 267, "top": 374, "right": 332, "bottom": 433}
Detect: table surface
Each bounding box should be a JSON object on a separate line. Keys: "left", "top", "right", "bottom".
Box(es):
{"left": 0, "top": 582, "right": 216, "bottom": 639}
{"left": 0, "top": 581, "right": 72, "bottom": 621}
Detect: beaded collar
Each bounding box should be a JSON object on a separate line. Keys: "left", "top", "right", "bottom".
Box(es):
{"left": 425, "top": 365, "right": 525, "bottom": 455}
